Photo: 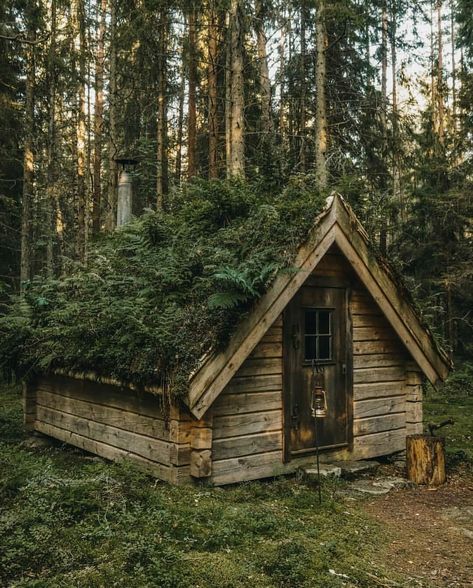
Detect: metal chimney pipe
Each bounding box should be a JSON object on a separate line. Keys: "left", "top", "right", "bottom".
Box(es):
{"left": 115, "top": 156, "right": 137, "bottom": 227}
{"left": 117, "top": 168, "right": 133, "bottom": 226}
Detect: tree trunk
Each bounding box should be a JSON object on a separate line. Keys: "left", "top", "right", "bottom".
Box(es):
{"left": 175, "top": 36, "right": 186, "bottom": 184}
{"left": 20, "top": 23, "right": 35, "bottom": 287}
{"left": 229, "top": 0, "right": 245, "bottom": 177}
{"left": 255, "top": 0, "right": 273, "bottom": 144}
{"left": 450, "top": 2, "right": 456, "bottom": 132}
{"left": 93, "top": 0, "right": 106, "bottom": 235}
{"left": 299, "top": 0, "right": 307, "bottom": 170}
{"left": 278, "top": 12, "right": 288, "bottom": 158}
{"left": 45, "top": 0, "right": 57, "bottom": 276}
{"left": 208, "top": 0, "right": 219, "bottom": 179}
{"left": 391, "top": 1, "right": 401, "bottom": 217}
{"left": 73, "top": 0, "right": 87, "bottom": 260}
{"left": 225, "top": 10, "right": 232, "bottom": 178}
{"left": 406, "top": 434, "right": 446, "bottom": 486}
{"left": 379, "top": 1, "right": 388, "bottom": 255}
{"left": 157, "top": 8, "right": 168, "bottom": 208}
{"left": 315, "top": 0, "right": 328, "bottom": 188}
{"left": 106, "top": 0, "right": 118, "bottom": 231}
{"left": 187, "top": 5, "right": 197, "bottom": 179}
{"left": 436, "top": 0, "right": 445, "bottom": 144}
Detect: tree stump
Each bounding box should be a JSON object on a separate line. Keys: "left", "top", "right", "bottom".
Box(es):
{"left": 406, "top": 434, "right": 446, "bottom": 486}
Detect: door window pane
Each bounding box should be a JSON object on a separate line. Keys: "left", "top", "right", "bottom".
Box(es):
{"left": 304, "top": 310, "right": 317, "bottom": 334}
{"left": 318, "top": 311, "right": 331, "bottom": 334}
{"left": 304, "top": 309, "right": 333, "bottom": 361}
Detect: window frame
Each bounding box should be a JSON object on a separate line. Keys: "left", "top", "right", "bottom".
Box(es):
{"left": 302, "top": 307, "right": 335, "bottom": 365}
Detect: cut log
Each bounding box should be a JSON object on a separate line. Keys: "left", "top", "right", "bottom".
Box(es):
{"left": 406, "top": 434, "right": 446, "bottom": 486}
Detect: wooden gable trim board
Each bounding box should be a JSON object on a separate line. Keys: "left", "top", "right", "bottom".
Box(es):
{"left": 331, "top": 195, "right": 450, "bottom": 380}
{"left": 188, "top": 198, "right": 340, "bottom": 418}
{"left": 187, "top": 194, "right": 451, "bottom": 419}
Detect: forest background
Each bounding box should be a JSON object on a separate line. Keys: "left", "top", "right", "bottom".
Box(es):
{"left": 0, "top": 0, "right": 472, "bottom": 363}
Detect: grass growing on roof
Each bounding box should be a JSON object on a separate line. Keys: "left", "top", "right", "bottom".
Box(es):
{"left": 0, "top": 177, "right": 326, "bottom": 396}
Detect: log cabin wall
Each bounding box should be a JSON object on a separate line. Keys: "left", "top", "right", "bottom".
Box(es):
{"left": 27, "top": 374, "right": 192, "bottom": 485}
{"left": 210, "top": 316, "right": 284, "bottom": 485}
{"left": 209, "top": 245, "right": 424, "bottom": 485}
{"left": 317, "top": 247, "right": 423, "bottom": 458}
{"left": 24, "top": 245, "right": 425, "bottom": 487}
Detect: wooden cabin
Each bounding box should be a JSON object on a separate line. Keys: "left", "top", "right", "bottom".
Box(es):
{"left": 23, "top": 195, "right": 451, "bottom": 485}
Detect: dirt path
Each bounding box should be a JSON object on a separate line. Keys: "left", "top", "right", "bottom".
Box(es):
{"left": 363, "top": 467, "right": 473, "bottom": 587}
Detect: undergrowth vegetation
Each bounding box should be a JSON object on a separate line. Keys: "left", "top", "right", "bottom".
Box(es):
{"left": 424, "top": 362, "right": 473, "bottom": 461}
{"left": 0, "top": 383, "right": 395, "bottom": 588}
{"left": 0, "top": 178, "right": 325, "bottom": 396}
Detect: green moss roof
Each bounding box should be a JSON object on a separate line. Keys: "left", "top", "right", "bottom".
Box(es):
{"left": 0, "top": 178, "right": 326, "bottom": 397}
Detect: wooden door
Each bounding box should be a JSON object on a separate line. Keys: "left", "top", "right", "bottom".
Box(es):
{"left": 283, "top": 283, "right": 351, "bottom": 459}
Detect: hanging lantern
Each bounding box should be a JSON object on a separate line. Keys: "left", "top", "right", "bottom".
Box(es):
{"left": 311, "top": 367, "right": 328, "bottom": 418}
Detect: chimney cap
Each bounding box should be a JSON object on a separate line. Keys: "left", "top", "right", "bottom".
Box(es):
{"left": 114, "top": 155, "right": 139, "bottom": 167}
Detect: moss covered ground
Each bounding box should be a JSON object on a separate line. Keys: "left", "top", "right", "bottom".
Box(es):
{"left": 1, "top": 370, "right": 471, "bottom": 588}
{"left": 0, "top": 382, "right": 393, "bottom": 588}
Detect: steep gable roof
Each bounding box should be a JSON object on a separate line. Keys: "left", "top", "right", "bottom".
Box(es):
{"left": 187, "top": 193, "right": 452, "bottom": 419}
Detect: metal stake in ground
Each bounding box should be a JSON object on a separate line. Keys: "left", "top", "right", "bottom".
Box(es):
{"left": 311, "top": 361, "right": 328, "bottom": 504}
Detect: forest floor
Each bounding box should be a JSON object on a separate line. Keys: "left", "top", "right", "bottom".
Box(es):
{"left": 0, "top": 382, "right": 471, "bottom": 587}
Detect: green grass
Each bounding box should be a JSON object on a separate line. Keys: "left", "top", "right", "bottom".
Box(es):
{"left": 1, "top": 373, "right": 472, "bottom": 588}
{"left": 424, "top": 362, "right": 473, "bottom": 461}
{"left": 0, "top": 384, "right": 390, "bottom": 588}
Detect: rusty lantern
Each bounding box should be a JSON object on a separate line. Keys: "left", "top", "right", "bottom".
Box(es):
{"left": 311, "top": 367, "right": 328, "bottom": 419}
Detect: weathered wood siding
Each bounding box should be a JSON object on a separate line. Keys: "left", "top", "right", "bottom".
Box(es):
{"left": 211, "top": 316, "right": 284, "bottom": 485}
{"left": 25, "top": 245, "right": 425, "bottom": 487}
{"left": 320, "top": 247, "right": 423, "bottom": 457}
{"left": 209, "top": 246, "right": 424, "bottom": 484}
{"left": 30, "top": 375, "right": 192, "bottom": 484}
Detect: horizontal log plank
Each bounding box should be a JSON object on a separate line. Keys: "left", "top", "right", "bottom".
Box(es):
{"left": 36, "top": 376, "right": 164, "bottom": 420}
{"left": 406, "top": 422, "right": 423, "bottom": 435}
{"left": 353, "top": 413, "right": 405, "bottom": 436}
{"left": 353, "top": 366, "right": 406, "bottom": 384}
{"left": 352, "top": 314, "right": 392, "bottom": 328}
{"left": 406, "top": 384, "right": 422, "bottom": 402}
{"left": 353, "top": 428, "right": 406, "bottom": 458}
{"left": 222, "top": 374, "right": 282, "bottom": 395}
{"left": 353, "top": 327, "right": 398, "bottom": 342}
{"left": 406, "top": 400, "right": 422, "bottom": 423}
{"left": 249, "top": 342, "right": 282, "bottom": 359}
{"left": 37, "top": 389, "right": 171, "bottom": 441}
{"left": 350, "top": 304, "right": 383, "bottom": 316}
{"left": 406, "top": 371, "right": 423, "bottom": 385}
{"left": 213, "top": 431, "right": 282, "bottom": 460}
{"left": 212, "top": 391, "right": 282, "bottom": 417}
{"left": 35, "top": 420, "right": 174, "bottom": 482}
{"left": 354, "top": 396, "right": 406, "bottom": 419}
{"left": 236, "top": 358, "right": 282, "bottom": 378}
{"left": 353, "top": 354, "right": 407, "bottom": 369}
{"left": 36, "top": 405, "right": 186, "bottom": 466}
{"left": 353, "top": 340, "right": 405, "bottom": 355}
{"left": 213, "top": 410, "right": 282, "bottom": 439}
{"left": 354, "top": 381, "right": 406, "bottom": 401}
{"left": 211, "top": 450, "right": 285, "bottom": 485}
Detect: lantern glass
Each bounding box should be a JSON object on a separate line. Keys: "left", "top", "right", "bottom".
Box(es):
{"left": 313, "top": 387, "right": 327, "bottom": 418}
